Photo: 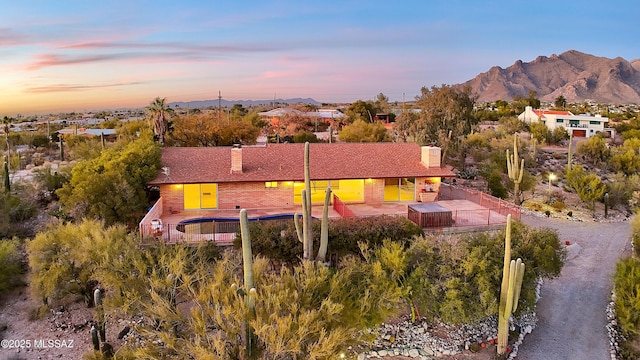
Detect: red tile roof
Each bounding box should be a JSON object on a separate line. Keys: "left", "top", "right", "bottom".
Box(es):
{"left": 533, "top": 109, "right": 572, "bottom": 119}
{"left": 149, "top": 143, "right": 454, "bottom": 185}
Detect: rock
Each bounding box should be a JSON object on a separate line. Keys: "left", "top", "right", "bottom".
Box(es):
{"left": 408, "top": 348, "right": 420, "bottom": 357}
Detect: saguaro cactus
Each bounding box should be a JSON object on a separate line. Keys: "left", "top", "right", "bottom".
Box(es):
{"left": 316, "top": 186, "right": 332, "bottom": 262}
{"left": 604, "top": 192, "right": 609, "bottom": 219}
{"left": 567, "top": 131, "right": 573, "bottom": 170}
{"left": 94, "top": 288, "right": 106, "bottom": 342}
{"left": 238, "top": 209, "right": 257, "bottom": 359}
{"left": 294, "top": 142, "right": 332, "bottom": 262}
{"left": 91, "top": 324, "right": 100, "bottom": 351}
{"left": 3, "top": 156, "right": 9, "bottom": 193}
{"left": 506, "top": 135, "right": 525, "bottom": 205}
{"left": 498, "top": 214, "right": 525, "bottom": 355}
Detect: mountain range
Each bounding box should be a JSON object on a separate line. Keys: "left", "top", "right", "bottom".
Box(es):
{"left": 168, "top": 97, "right": 318, "bottom": 109}
{"left": 459, "top": 50, "right": 640, "bottom": 104}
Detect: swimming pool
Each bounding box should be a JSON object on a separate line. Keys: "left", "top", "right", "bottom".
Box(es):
{"left": 175, "top": 213, "right": 302, "bottom": 234}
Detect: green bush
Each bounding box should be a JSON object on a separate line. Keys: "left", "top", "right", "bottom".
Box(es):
{"left": 236, "top": 219, "right": 301, "bottom": 263}
{"left": 0, "top": 193, "right": 37, "bottom": 238}
{"left": 0, "top": 238, "right": 23, "bottom": 294}
{"left": 614, "top": 257, "right": 640, "bottom": 359}
{"left": 27, "top": 219, "right": 135, "bottom": 306}
{"left": 236, "top": 216, "right": 423, "bottom": 263}
{"left": 552, "top": 201, "right": 566, "bottom": 211}
{"left": 328, "top": 216, "right": 423, "bottom": 255}
{"left": 487, "top": 170, "right": 508, "bottom": 199}
{"left": 398, "top": 220, "right": 565, "bottom": 325}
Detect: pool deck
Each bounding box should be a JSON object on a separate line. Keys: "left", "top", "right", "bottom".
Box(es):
{"left": 142, "top": 199, "right": 513, "bottom": 246}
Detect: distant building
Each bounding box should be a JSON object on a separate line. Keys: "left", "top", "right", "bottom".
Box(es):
{"left": 258, "top": 107, "right": 345, "bottom": 126}
{"left": 518, "top": 106, "right": 614, "bottom": 138}
{"left": 57, "top": 127, "right": 117, "bottom": 138}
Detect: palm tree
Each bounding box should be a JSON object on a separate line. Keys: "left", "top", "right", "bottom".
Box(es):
{"left": 146, "top": 97, "right": 172, "bottom": 145}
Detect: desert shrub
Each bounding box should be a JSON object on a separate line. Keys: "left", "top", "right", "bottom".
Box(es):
{"left": 414, "top": 220, "right": 565, "bottom": 324}
{"left": 487, "top": 171, "right": 508, "bottom": 199}
{"left": 549, "top": 189, "right": 566, "bottom": 204}
{"left": 239, "top": 216, "right": 423, "bottom": 264}
{"left": 528, "top": 121, "right": 551, "bottom": 144}
{"left": 236, "top": 219, "right": 301, "bottom": 263}
{"left": 565, "top": 165, "right": 607, "bottom": 211}
{"left": 27, "top": 219, "right": 135, "bottom": 306}
{"left": 328, "top": 215, "right": 423, "bottom": 255}
{"left": 576, "top": 135, "right": 610, "bottom": 166}
{"left": 552, "top": 201, "right": 566, "bottom": 212}
{"left": 632, "top": 215, "right": 640, "bottom": 258}
{"left": 0, "top": 238, "right": 23, "bottom": 294}
{"left": 610, "top": 138, "right": 640, "bottom": 176}
{"left": 292, "top": 130, "right": 319, "bottom": 143}
{"left": 31, "top": 165, "right": 71, "bottom": 202}
{"left": 0, "top": 192, "right": 37, "bottom": 238}
{"left": 606, "top": 172, "right": 640, "bottom": 209}
{"left": 527, "top": 202, "right": 542, "bottom": 212}
{"left": 614, "top": 257, "right": 640, "bottom": 359}
{"left": 551, "top": 127, "right": 569, "bottom": 144}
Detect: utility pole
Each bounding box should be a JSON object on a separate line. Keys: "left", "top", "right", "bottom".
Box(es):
{"left": 402, "top": 93, "right": 405, "bottom": 113}
{"left": 218, "top": 91, "right": 222, "bottom": 121}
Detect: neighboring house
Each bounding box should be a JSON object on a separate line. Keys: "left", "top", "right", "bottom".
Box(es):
{"left": 57, "top": 127, "right": 117, "bottom": 138}
{"left": 141, "top": 143, "right": 454, "bottom": 235}
{"left": 518, "top": 106, "right": 614, "bottom": 138}
{"left": 258, "top": 107, "right": 345, "bottom": 126}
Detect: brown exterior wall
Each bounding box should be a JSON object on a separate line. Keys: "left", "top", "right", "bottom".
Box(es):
{"left": 218, "top": 182, "right": 294, "bottom": 209}
{"left": 158, "top": 177, "right": 442, "bottom": 213}
{"left": 160, "top": 184, "right": 184, "bottom": 213}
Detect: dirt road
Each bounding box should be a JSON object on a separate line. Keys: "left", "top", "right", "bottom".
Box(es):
{"left": 516, "top": 214, "right": 631, "bottom": 360}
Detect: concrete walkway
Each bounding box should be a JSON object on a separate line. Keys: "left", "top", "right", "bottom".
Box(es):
{"left": 517, "top": 214, "right": 631, "bottom": 360}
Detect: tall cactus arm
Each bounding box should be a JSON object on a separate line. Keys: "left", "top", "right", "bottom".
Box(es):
{"left": 239, "top": 209, "right": 254, "bottom": 290}
{"left": 512, "top": 259, "right": 525, "bottom": 313}
{"left": 293, "top": 213, "right": 303, "bottom": 243}
{"left": 316, "top": 186, "right": 332, "bottom": 262}
{"left": 517, "top": 159, "right": 524, "bottom": 183}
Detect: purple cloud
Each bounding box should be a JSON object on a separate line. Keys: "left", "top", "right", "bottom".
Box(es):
{"left": 0, "top": 28, "right": 29, "bottom": 46}
{"left": 24, "top": 81, "right": 145, "bottom": 93}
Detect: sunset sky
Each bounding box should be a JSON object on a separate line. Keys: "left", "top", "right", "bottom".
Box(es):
{"left": 1, "top": 0, "right": 638, "bottom": 115}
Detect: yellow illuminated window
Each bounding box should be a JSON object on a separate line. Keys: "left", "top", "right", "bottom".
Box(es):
{"left": 184, "top": 184, "right": 201, "bottom": 209}
{"left": 332, "top": 179, "right": 364, "bottom": 202}
{"left": 184, "top": 183, "right": 218, "bottom": 209}
{"left": 384, "top": 178, "right": 415, "bottom": 201}
{"left": 200, "top": 183, "right": 218, "bottom": 209}
{"left": 265, "top": 181, "right": 278, "bottom": 188}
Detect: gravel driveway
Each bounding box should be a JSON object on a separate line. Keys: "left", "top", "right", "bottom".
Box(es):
{"left": 516, "top": 214, "right": 631, "bottom": 360}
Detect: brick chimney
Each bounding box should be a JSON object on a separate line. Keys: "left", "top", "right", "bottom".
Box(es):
{"left": 231, "top": 144, "right": 242, "bottom": 173}
{"left": 420, "top": 146, "right": 441, "bottom": 168}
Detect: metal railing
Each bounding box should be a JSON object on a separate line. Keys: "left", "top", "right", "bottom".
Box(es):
{"left": 438, "top": 183, "right": 521, "bottom": 220}
{"left": 140, "top": 222, "right": 237, "bottom": 246}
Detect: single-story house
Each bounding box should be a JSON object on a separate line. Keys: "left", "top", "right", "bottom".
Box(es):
{"left": 258, "top": 107, "right": 345, "bottom": 127}
{"left": 142, "top": 143, "right": 454, "bottom": 227}
{"left": 518, "top": 106, "right": 614, "bottom": 138}
{"left": 57, "top": 127, "right": 117, "bottom": 138}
